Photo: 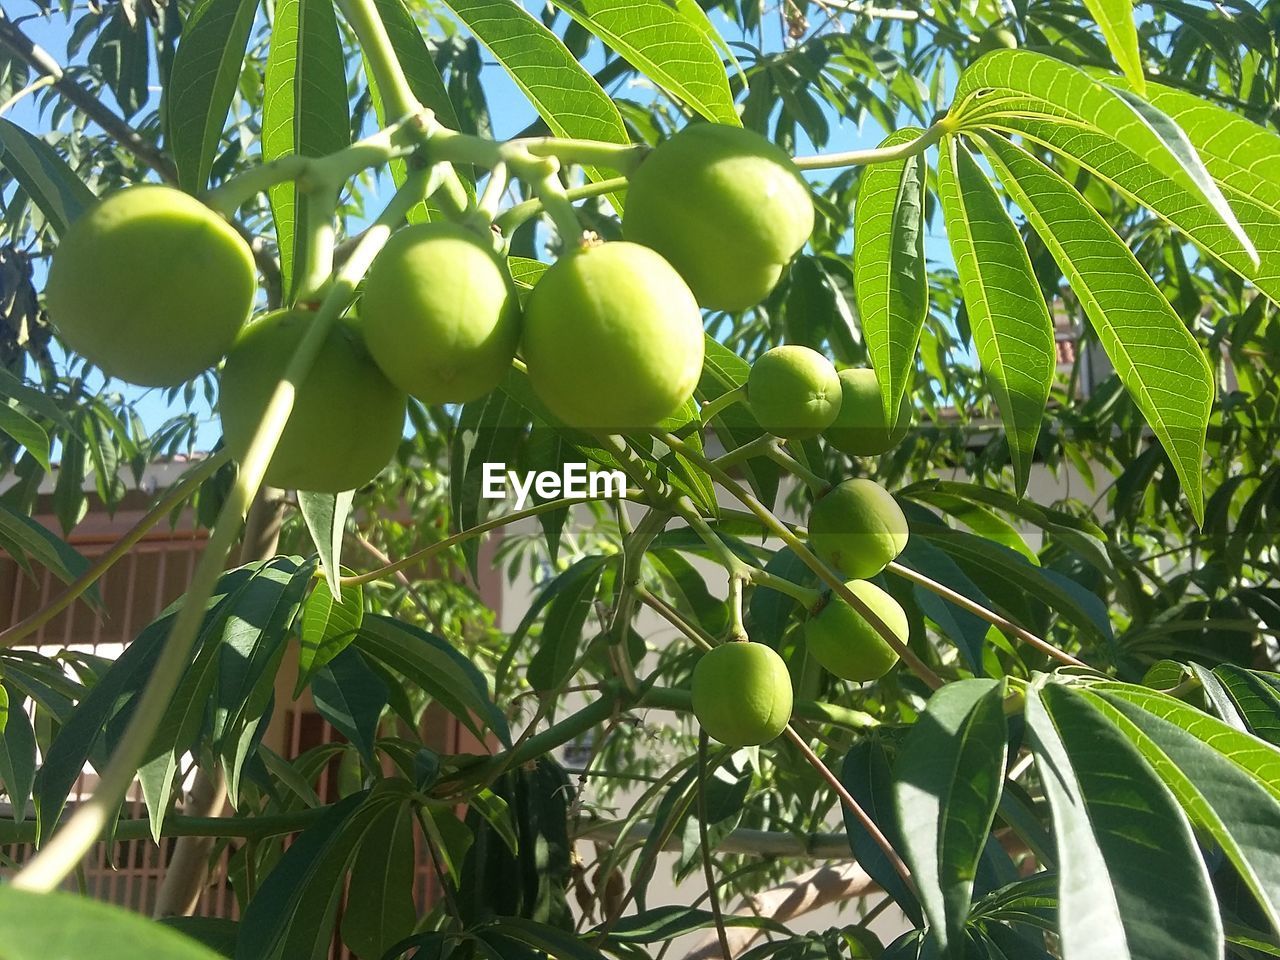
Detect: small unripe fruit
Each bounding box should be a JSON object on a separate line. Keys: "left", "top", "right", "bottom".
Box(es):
{"left": 361, "top": 222, "right": 521, "bottom": 404}
{"left": 691, "top": 642, "right": 793, "bottom": 747}
{"left": 45, "top": 185, "right": 256, "bottom": 386}
{"left": 522, "top": 242, "right": 704, "bottom": 431}
{"left": 747, "top": 345, "right": 842, "bottom": 439}
{"left": 623, "top": 124, "right": 814, "bottom": 311}
{"left": 974, "top": 25, "right": 1019, "bottom": 56}
{"left": 808, "top": 478, "right": 908, "bottom": 579}
{"left": 825, "top": 368, "right": 912, "bottom": 457}
{"left": 804, "top": 580, "right": 907, "bottom": 681}
{"left": 218, "top": 310, "right": 406, "bottom": 493}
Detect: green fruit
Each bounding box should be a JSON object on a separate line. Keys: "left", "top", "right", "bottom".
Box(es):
{"left": 219, "top": 310, "right": 406, "bottom": 493}
{"left": 974, "top": 25, "right": 1019, "bottom": 55}
{"left": 808, "top": 478, "right": 908, "bottom": 579}
{"left": 623, "top": 124, "right": 814, "bottom": 312}
{"left": 804, "top": 580, "right": 907, "bottom": 681}
{"left": 691, "top": 642, "right": 793, "bottom": 747}
{"left": 361, "top": 222, "right": 521, "bottom": 404}
{"left": 45, "top": 185, "right": 256, "bottom": 386}
{"left": 522, "top": 242, "right": 704, "bottom": 430}
{"left": 747, "top": 345, "right": 842, "bottom": 439}
{"left": 825, "top": 368, "right": 912, "bottom": 456}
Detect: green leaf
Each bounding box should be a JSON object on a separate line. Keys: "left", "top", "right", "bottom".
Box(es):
{"left": 0, "top": 120, "right": 96, "bottom": 238}
{"left": 854, "top": 127, "right": 928, "bottom": 422}
{"left": 936, "top": 136, "right": 1053, "bottom": 495}
{"left": 0, "top": 501, "right": 93, "bottom": 595}
{"left": 698, "top": 338, "right": 779, "bottom": 508}
{"left": 451, "top": 388, "right": 530, "bottom": 578}
{"left": 1078, "top": 0, "right": 1145, "bottom": 94}
{"left": 977, "top": 133, "right": 1213, "bottom": 521}
{"left": 311, "top": 647, "right": 387, "bottom": 766}
{"left": 483, "top": 917, "right": 607, "bottom": 960}
{"left": 1212, "top": 665, "right": 1280, "bottom": 746}
{"left": 548, "top": 0, "right": 737, "bottom": 124}
{"left": 955, "top": 51, "right": 1256, "bottom": 268}
{"left": 439, "top": 0, "right": 629, "bottom": 204}
{"left": 0, "top": 683, "right": 35, "bottom": 821}
{"left": 340, "top": 802, "right": 418, "bottom": 959}
{"left": 841, "top": 739, "right": 922, "bottom": 924}
{"left": 600, "top": 906, "right": 788, "bottom": 944}
{"left": 298, "top": 489, "right": 353, "bottom": 596}
{"left": 355, "top": 614, "right": 511, "bottom": 746}
{"left": 297, "top": 576, "right": 363, "bottom": 696}
{"left": 262, "top": 0, "right": 351, "bottom": 298}
{"left": 527, "top": 555, "right": 608, "bottom": 692}
{"left": 1085, "top": 689, "right": 1280, "bottom": 937}
{"left": 157, "top": 918, "right": 238, "bottom": 958}
{"left": 0, "top": 888, "right": 227, "bottom": 959}
{"left": 0, "top": 400, "right": 50, "bottom": 471}
{"left": 166, "top": 0, "right": 260, "bottom": 192}
{"left": 895, "top": 679, "right": 1008, "bottom": 955}
{"left": 1024, "top": 684, "right": 1223, "bottom": 960}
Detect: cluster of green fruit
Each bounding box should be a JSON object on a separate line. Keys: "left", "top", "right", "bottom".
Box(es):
{"left": 44, "top": 124, "right": 814, "bottom": 491}
{"left": 690, "top": 477, "right": 912, "bottom": 747}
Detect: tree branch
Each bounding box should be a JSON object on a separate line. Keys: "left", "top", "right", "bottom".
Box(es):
{"left": 0, "top": 7, "right": 177, "bottom": 183}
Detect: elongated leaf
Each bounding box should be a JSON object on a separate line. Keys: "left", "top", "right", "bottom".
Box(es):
{"left": 1213, "top": 665, "right": 1280, "bottom": 746}
{"left": 297, "top": 577, "right": 363, "bottom": 695}
{"left": 262, "top": 0, "right": 350, "bottom": 298}
{"left": 355, "top": 614, "right": 510, "bottom": 745}
{"left": 0, "top": 401, "right": 50, "bottom": 471}
{"left": 841, "top": 739, "right": 922, "bottom": 923}
{"left": 955, "top": 51, "right": 1255, "bottom": 267}
{"left": 312, "top": 648, "right": 387, "bottom": 766}
{"left": 549, "top": 0, "right": 737, "bottom": 124}
{"left": 1024, "top": 684, "right": 1223, "bottom": 960}
{"left": 0, "top": 120, "right": 96, "bottom": 237}
{"left": 854, "top": 127, "right": 928, "bottom": 421}
{"left": 298, "top": 489, "right": 353, "bottom": 596}
{"left": 167, "top": 0, "right": 260, "bottom": 192}
{"left": 1079, "top": 0, "right": 1144, "bottom": 93}
{"left": 451, "top": 388, "right": 529, "bottom": 578}
{"left": 439, "top": 0, "right": 629, "bottom": 203}
{"left": 0, "top": 683, "right": 34, "bottom": 821}
{"left": 0, "top": 888, "right": 226, "bottom": 960}
{"left": 340, "top": 802, "right": 417, "bottom": 959}
{"left": 936, "top": 136, "right": 1053, "bottom": 494}
{"left": 895, "top": 679, "right": 1008, "bottom": 955}
{"left": 0, "top": 502, "right": 93, "bottom": 595}
{"left": 527, "top": 554, "right": 608, "bottom": 692}
{"left": 1085, "top": 689, "right": 1280, "bottom": 937}
{"left": 977, "top": 134, "right": 1213, "bottom": 520}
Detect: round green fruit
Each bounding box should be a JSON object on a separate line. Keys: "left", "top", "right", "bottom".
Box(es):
{"left": 747, "top": 345, "right": 842, "bottom": 440}
{"left": 622, "top": 124, "right": 814, "bottom": 312}
{"left": 825, "top": 368, "right": 912, "bottom": 457}
{"left": 361, "top": 222, "right": 520, "bottom": 404}
{"left": 45, "top": 185, "right": 256, "bottom": 386}
{"left": 522, "top": 242, "right": 704, "bottom": 431}
{"left": 807, "top": 478, "right": 908, "bottom": 579}
{"left": 974, "top": 25, "right": 1019, "bottom": 55}
{"left": 804, "top": 580, "right": 907, "bottom": 681}
{"left": 691, "top": 641, "right": 793, "bottom": 747}
{"left": 218, "top": 310, "right": 406, "bottom": 493}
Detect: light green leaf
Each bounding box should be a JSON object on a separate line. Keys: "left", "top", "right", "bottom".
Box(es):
{"left": 954, "top": 51, "right": 1256, "bottom": 269}
{"left": 262, "top": 0, "right": 351, "bottom": 298}
{"left": 0, "top": 502, "right": 92, "bottom": 592}
{"left": 977, "top": 134, "right": 1213, "bottom": 521}
{"left": 0, "top": 888, "right": 227, "bottom": 959}
{"left": 1025, "top": 684, "right": 1223, "bottom": 960}
{"left": 1085, "top": 689, "right": 1280, "bottom": 937}
{"left": 1213, "top": 665, "right": 1280, "bottom": 746}
{"left": 1078, "top": 0, "right": 1145, "bottom": 94}
{"left": 298, "top": 489, "right": 353, "bottom": 596}
{"left": 936, "top": 136, "right": 1053, "bottom": 495}
{"left": 0, "top": 120, "right": 96, "bottom": 237}
{"left": 895, "top": 678, "right": 1008, "bottom": 955}
{"left": 0, "top": 683, "right": 36, "bottom": 822}
{"left": 548, "top": 0, "right": 738, "bottom": 124}
{"left": 297, "top": 577, "right": 364, "bottom": 696}
{"left": 166, "top": 0, "right": 260, "bottom": 192}
{"left": 854, "top": 127, "right": 928, "bottom": 422}
{"left": 439, "top": 0, "right": 630, "bottom": 206}
{"left": 0, "top": 400, "right": 50, "bottom": 471}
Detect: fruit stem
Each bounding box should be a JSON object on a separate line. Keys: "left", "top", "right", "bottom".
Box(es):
{"left": 476, "top": 161, "right": 509, "bottom": 223}
{"left": 656, "top": 431, "right": 946, "bottom": 691}
{"left": 699, "top": 383, "right": 748, "bottom": 424}
{"left": 293, "top": 189, "right": 338, "bottom": 304}
{"left": 675, "top": 496, "right": 756, "bottom": 583}
{"left": 793, "top": 117, "right": 953, "bottom": 170}
{"left": 727, "top": 574, "right": 748, "bottom": 641}
{"left": 0, "top": 449, "right": 232, "bottom": 650}
{"left": 749, "top": 569, "right": 822, "bottom": 609}
{"left": 765, "top": 441, "right": 829, "bottom": 493}
{"left": 493, "top": 177, "right": 628, "bottom": 234}
{"left": 527, "top": 159, "right": 584, "bottom": 246}
{"left": 334, "top": 0, "right": 418, "bottom": 122}
{"left": 10, "top": 171, "right": 432, "bottom": 895}
{"left": 638, "top": 588, "right": 717, "bottom": 651}
{"left": 517, "top": 136, "right": 648, "bottom": 173}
